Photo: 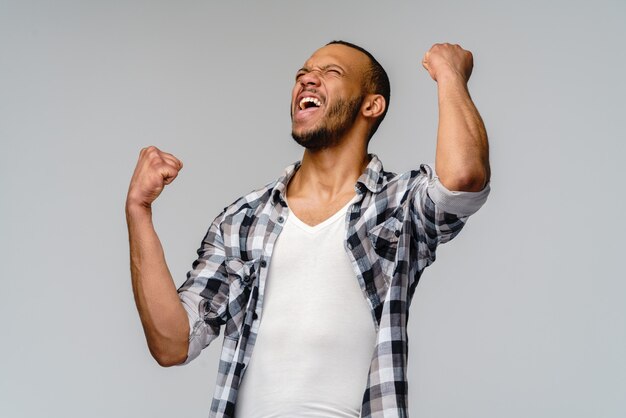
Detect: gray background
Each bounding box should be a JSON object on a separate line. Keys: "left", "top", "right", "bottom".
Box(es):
{"left": 1, "top": 1, "right": 625, "bottom": 417}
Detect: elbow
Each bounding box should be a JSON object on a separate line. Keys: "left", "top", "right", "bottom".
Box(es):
{"left": 150, "top": 343, "right": 188, "bottom": 368}
{"left": 440, "top": 168, "right": 489, "bottom": 192}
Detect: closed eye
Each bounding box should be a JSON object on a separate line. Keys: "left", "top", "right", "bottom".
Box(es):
{"left": 324, "top": 66, "right": 342, "bottom": 76}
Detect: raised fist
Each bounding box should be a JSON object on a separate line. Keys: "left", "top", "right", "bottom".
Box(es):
{"left": 126, "top": 146, "right": 183, "bottom": 209}
{"left": 422, "top": 43, "right": 473, "bottom": 83}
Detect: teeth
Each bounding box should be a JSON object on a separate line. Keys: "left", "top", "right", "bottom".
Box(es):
{"left": 299, "top": 97, "right": 322, "bottom": 110}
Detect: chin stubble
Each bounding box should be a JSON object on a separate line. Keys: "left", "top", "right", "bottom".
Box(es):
{"left": 291, "top": 95, "right": 363, "bottom": 151}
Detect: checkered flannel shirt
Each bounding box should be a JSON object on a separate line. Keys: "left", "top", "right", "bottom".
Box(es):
{"left": 176, "top": 153, "right": 490, "bottom": 417}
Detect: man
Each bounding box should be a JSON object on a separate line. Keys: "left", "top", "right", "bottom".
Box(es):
{"left": 126, "top": 40, "right": 490, "bottom": 417}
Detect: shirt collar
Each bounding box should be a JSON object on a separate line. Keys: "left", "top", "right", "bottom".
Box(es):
{"left": 271, "top": 153, "right": 385, "bottom": 205}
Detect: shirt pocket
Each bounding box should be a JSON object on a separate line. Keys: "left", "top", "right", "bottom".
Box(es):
{"left": 223, "top": 256, "right": 259, "bottom": 340}
{"left": 367, "top": 210, "right": 403, "bottom": 277}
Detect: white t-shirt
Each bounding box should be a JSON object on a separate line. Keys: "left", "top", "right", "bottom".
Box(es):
{"left": 235, "top": 195, "right": 377, "bottom": 417}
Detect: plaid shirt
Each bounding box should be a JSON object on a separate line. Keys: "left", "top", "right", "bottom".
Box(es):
{"left": 177, "top": 153, "right": 489, "bottom": 417}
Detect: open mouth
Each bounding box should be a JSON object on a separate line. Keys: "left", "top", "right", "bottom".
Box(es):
{"left": 298, "top": 97, "right": 322, "bottom": 110}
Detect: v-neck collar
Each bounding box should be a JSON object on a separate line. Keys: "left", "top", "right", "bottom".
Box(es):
{"left": 285, "top": 195, "right": 357, "bottom": 233}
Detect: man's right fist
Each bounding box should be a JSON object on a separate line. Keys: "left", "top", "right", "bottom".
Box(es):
{"left": 126, "top": 146, "right": 183, "bottom": 209}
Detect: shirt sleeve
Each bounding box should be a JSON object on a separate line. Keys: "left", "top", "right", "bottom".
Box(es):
{"left": 425, "top": 165, "right": 491, "bottom": 218}
{"left": 175, "top": 212, "right": 231, "bottom": 366}
{"left": 410, "top": 163, "right": 490, "bottom": 269}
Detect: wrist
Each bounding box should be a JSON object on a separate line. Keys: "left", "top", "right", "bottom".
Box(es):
{"left": 125, "top": 199, "right": 153, "bottom": 219}
{"left": 436, "top": 71, "right": 470, "bottom": 102}
{"left": 435, "top": 68, "right": 468, "bottom": 87}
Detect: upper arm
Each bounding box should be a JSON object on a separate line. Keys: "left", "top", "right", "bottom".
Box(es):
{"left": 409, "top": 164, "right": 490, "bottom": 269}
{"left": 176, "top": 213, "right": 231, "bottom": 365}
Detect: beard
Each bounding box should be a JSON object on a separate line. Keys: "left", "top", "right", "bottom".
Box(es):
{"left": 291, "top": 95, "right": 364, "bottom": 151}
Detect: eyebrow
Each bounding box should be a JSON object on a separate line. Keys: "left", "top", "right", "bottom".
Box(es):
{"left": 297, "top": 64, "right": 346, "bottom": 74}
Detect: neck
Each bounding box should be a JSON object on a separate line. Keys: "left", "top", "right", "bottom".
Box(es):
{"left": 288, "top": 136, "right": 370, "bottom": 202}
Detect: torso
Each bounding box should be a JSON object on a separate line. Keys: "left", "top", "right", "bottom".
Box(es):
{"left": 234, "top": 196, "right": 376, "bottom": 418}
{"left": 286, "top": 192, "right": 357, "bottom": 226}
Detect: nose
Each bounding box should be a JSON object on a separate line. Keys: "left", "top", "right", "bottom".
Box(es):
{"left": 299, "top": 70, "right": 321, "bottom": 87}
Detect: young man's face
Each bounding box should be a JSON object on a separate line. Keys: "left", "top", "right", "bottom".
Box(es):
{"left": 290, "top": 44, "right": 370, "bottom": 150}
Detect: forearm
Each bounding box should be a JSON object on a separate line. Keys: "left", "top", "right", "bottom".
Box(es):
{"left": 435, "top": 74, "right": 490, "bottom": 192}
{"left": 126, "top": 204, "right": 189, "bottom": 366}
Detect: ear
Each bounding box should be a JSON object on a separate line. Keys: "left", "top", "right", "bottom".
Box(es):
{"left": 361, "top": 94, "right": 386, "bottom": 119}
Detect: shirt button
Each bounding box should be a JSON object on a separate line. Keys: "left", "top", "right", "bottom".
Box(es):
{"left": 242, "top": 275, "right": 251, "bottom": 285}
{"left": 277, "top": 216, "right": 284, "bottom": 223}
{"left": 260, "top": 260, "right": 267, "bottom": 268}
{"left": 394, "top": 230, "right": 401, "bottom": 237}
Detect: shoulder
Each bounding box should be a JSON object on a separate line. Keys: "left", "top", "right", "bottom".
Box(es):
{"left": 216, "top": 180, "right": 277, "bottom": 222}
{"left": 395, "top": 163, "right": 434, "bottom": 183}
{"left": 360, "top": 163, "right": 438, "bottom": 216}
{"left": 375, "top": 163, "right": 432, "bottom": 196}
{"left": 371, "top": 155, "right": 433, "bottom": 191}
{"left": 215, "top": 159, "right": 299, "bottom": 221}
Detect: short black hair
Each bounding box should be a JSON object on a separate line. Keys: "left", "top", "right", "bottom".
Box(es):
{"left": 326, "top": 40, "right": 390, "bottom": 142}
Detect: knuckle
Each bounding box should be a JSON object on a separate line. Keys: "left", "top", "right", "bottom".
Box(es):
{"left": 142, "top": 146, "right": 160, "bottom": 160}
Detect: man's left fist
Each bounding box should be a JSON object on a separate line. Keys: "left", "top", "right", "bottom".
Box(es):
{"left": 422, "top": 43, "right": 473, "bottom": 83}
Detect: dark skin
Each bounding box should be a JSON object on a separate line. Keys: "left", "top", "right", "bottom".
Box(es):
{"left": 288, "top": 43, "right": 488, "bottom": 226}
{"left": 125, "top": 42, "right": 489, "bottom": 366}
{"left": 287, "top": 44, "right": 382, "bottom": 226}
